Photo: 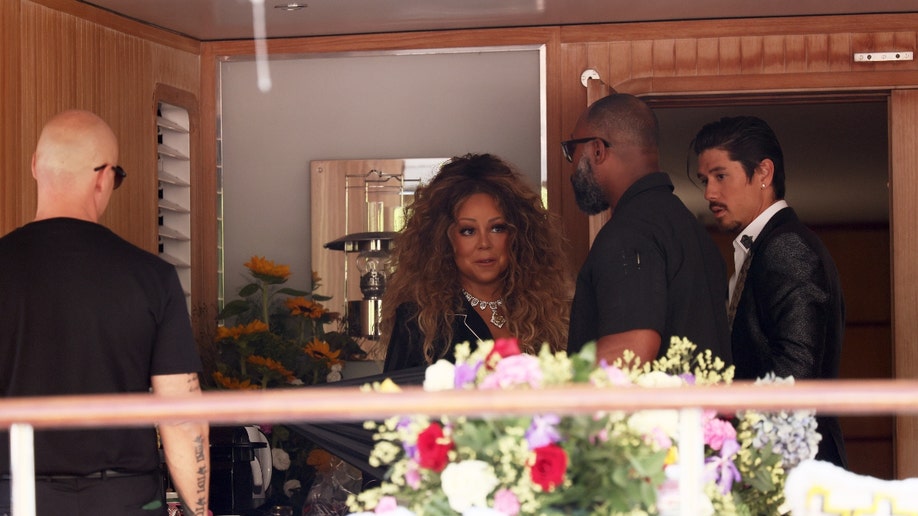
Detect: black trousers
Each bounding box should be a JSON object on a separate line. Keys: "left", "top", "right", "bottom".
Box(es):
{"left": 0, "top": 471, "right": 166, "bottom": 516}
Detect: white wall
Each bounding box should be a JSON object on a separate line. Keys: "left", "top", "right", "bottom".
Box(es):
{"left": 220, "top": 48, "right": 543, "bottom": 298}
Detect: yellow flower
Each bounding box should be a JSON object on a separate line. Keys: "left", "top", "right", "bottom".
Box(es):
{"left": 304, "top": 338, "right": 342, "bottom": 365}
{"left": 247, "top": 355, "right": 296, "bottom": 380}
{"left": 286, "top": 297, "right": 328, "bottom": 319}
{"left": 214, "top": 320, "right": 270, "bottom": 341}
{"left": 244, "top": 255, "right": 291, "bottom": 281}
{"left": 664, "top": 446, "right": 678, "bottom": 466}
{"left": 213, "top": 371, "right": 259, "bottom": 390}
{"left": 377, "top": 378, "right": 402, "bottom": 393}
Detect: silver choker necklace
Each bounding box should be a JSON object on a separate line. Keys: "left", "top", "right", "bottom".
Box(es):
{"left": 462, "top": 289, "right": 506, "bottom": 328}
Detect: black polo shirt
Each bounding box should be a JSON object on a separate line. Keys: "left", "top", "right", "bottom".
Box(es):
{"left": 568, "top": 172, "right": 732, "bottom": 363}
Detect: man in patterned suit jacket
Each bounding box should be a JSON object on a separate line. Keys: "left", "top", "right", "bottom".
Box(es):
{"left": 692, "top": 115, "right": 848, "bottom": 468}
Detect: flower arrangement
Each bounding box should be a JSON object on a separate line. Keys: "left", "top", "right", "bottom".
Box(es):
{"left": 212, "top": 256, "right": 365, "bottom": 509}
{"left": 347, "top": 337, "right": 819, "bottom": 516}
{"left": 214, "top": 256, "right": 365, "bottom": 389}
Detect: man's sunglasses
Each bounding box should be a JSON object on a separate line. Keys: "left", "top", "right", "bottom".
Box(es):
{"left": 561, "top": 137, "right": 611, "bottom": 163}
{"left": 94, "top": 164, "right": 127, "bottom": 190}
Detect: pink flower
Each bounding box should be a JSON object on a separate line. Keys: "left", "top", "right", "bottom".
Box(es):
{"left": 405, "top": 463, "right": 421, "bottom": 490}
{"left": 599, "top": 363, "right": 632, "bottom": 387}
{"left": 376, "top": 496, "right": 399, "bottom": 512}
{"left": 649, "top": 427, "right": 672, "bottom": 449}
{"left": 480, "top": 354, "right": 542, "bottom": 390}
{"left": 493, "top": 488, "right": 520, "bottom": 515}
{"left": 590, "top": 428, "right": 609, "bottom": 444}
{"left": 703, "top": 413, "right": 737, "bottom": 451}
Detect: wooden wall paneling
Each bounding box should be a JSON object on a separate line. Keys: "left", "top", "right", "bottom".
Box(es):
{"left": 739, "top": 36, "right": 764, "bottom": 74}
{"left": 673, "top": 39, "right": 697, "bottom": 77}
{"left": 805, "top": 34, "right": 830, "bottom": 72}
{"left": 652, "top": 39, "right": 675, "bottom": 77}
{"left": 695, "top": 38, "right": 719, "bottom": 76}
{"left": 630, "top": 40, "right": 654, "bottom": 79}
{"left": 1, "top": 1, "right": 23, "bottom": 235}
{"left": 152, "top": 45, "right": 202, "bottom": 98}
{"left": 762, "top": 35, "right": 786, "bottom": 74}
{"left": 890, "top": 88, "right": 918, "bottom": 478}
{"left": 609, "top": 41, "right": 632, "bottom": 85}
{"left": 827, "top": 33, "right": 851, "bottom": 72}
{"left": 784, "top": 35, "right": 808, "bottom": 73}
{"left": 557, "top": 42, "right": 592, "bottom": 270}
{"left": 542, "top": 28, "right": 564, "bottom": 220}
{"left": 195, "top": 44, "right": 220, "bottom": 375}
{"left": 29, "top": 0, "right": 198, "bottom": 54}
{"left": 718, "top": 37, "right": 742, "bottom": 76}
{"left": 92, "top": 29, "right": 154, "bottom": 251}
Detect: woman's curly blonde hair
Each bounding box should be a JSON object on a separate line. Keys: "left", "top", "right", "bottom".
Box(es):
{"left": 378, "top": 153, "right": 572, "bottom": 363}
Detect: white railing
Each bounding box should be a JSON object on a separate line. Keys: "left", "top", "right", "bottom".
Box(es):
{"left": 4, "top": 379, "right": 918, "bottom": 515}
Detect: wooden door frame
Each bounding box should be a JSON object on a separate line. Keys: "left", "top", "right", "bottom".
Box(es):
{"left": 558, "top": 13, "right": 918, "bottom": 476}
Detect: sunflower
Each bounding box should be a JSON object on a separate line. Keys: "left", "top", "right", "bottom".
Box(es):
{"left": 304, "top": 338, "right": 342, "bottom": 365}
{"left": 244, "top": 255, "right": 291, "bottom": 282}
{"left": 247, "top": 355, "right": 296, "bottom": 381}
{"left": 214, "top": 320, "right": 270, "bottom": 341}
{"left": 212, "top": 371, "right": 259, "bottom": 390}
{"left": 285, "top": 296, "right": 328, "bottom": 319}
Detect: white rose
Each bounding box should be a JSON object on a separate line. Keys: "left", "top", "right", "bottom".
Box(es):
{"left": 636, "top": 371, "right": 683, "bottom": 388}
{"left": 272, "top": 448, "right": 291, "bottom": 471}
{"left": 628, "top": 410, "right": 680, "bottom": 440}
{"left": 423, "top": 359, "right": 456, "bottom": 391}
{"left": 283, "top": 479, "right": 301, "bottom": 497}
{"left": 440, "top": 460, "right": 498, "bottom": 513}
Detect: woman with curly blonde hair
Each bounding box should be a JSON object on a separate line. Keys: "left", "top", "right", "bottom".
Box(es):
{"left": 379, "top": 153, "right": 572, "bottom": 371}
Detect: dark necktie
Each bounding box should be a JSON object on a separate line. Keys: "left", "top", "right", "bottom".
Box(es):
{"left": 727, "top": 235, "right": 754, "bottom": 327}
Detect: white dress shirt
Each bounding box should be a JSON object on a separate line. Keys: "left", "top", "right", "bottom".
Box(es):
{"left": 728, "top": 200, "right": 789, "bottom": 303}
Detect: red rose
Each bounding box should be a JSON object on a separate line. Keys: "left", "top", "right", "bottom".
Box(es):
{"left": 529, "top": 444, "right": 567, "bottom": 491}
{"left": 487, "top": 338, "right": 522, "bottom": 367}
{"left": 416, "top": 423, "right": 453, "bottom": 472}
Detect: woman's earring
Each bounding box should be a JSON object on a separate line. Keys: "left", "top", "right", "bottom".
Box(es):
{"left": 761, "top": 183, "right": 766, "bottom": 189}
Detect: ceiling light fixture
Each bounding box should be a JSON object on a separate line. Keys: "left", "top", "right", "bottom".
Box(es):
{"left": 275, "top": 2, "right": 308, "bottom": 10}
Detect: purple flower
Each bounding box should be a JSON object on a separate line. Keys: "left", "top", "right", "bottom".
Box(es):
{"left": 679, "top": 373, "right": 696, "bottom": 385}
{"left": 704, "top": 438, "right": 741, "bottom": 494}
{"left": 398, "top": 417, "right": 418, "bottom": 460}
{"left": 454, "top": 360, "right": 482, "bottom": 389}
{"left": 526, "top": 414, "right": 562, "bottom": 449}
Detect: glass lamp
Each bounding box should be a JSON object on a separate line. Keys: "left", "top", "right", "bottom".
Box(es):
{"left": 324, "top": 232, "right": 396, "bottom": 339}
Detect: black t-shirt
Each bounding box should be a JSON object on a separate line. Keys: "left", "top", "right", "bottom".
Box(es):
{"left": 568, "top": 173, "right": 732, "bottom": 364}
{"left": 0, "top": 218, "right": 201, "bottom": 475}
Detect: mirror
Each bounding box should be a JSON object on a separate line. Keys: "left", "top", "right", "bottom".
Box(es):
{"left": 218, "top": 46, "right": 545, "bottom": 309}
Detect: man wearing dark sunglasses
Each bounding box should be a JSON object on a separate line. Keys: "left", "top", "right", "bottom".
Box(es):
{"left": 565, "top": 94, "right": 732, "bottom": 369}
{"left": 0, "top": 110, "right": 209, "bottom": 516}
